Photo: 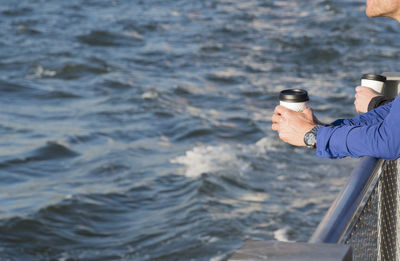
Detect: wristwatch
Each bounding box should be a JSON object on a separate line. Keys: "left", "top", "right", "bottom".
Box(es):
{"left": 304, "top": 125, "right": 322, "bottom": 149}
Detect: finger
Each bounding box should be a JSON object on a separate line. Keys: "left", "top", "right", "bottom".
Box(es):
{"left": 357, "top": 86, "right": 372, "bottom": 93}
{"left": 273, "top": 106, "right": 281, "bottom": 115}
{"left": 271, "top": 123, "right": 279, "bottom": 131}
{"left": 271, "top": 114, "right": 282, "bottom": 124}
{"left": 274, "top": 105, "right": 290, "bottom": 116}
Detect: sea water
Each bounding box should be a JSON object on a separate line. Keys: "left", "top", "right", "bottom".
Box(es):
{"left": 0, "top": 0, "right": 399, "bottom": 260}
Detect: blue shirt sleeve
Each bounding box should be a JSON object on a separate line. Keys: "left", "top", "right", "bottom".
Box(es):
{"left": 330, "top": 101, "right": 392, "bottom": 126}
{"left": 316, "top": 96, "right": 400, "bottom": 160}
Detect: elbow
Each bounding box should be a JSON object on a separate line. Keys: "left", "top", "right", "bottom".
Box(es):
{"left": 380, "top": 154, "right": 399, "bottom": 161}
{"left": 380, "top": 151, "right": 400, "bottom": 161}
{"left": 369, "top": 123, "right": 400, "bottom": 160}
{"left": 378, "top": 136, "right": 400, "bottom": 160}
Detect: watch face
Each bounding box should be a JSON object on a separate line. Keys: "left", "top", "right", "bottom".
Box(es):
{"left": 305, "top": 132, "right": 316, "bottom": 146}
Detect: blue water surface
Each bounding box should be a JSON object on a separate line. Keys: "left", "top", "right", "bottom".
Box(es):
{"left": 0, "top": 0, "right": 399, "bottom": 260}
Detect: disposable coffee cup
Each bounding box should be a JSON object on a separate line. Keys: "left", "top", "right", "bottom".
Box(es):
{"left": 361, "top": 74, "right": 386, "bottom": 94}
{"left": 279, "top": 89, "right": 309, "bottom": 112}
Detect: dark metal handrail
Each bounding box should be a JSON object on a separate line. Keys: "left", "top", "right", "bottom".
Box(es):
{"left": 309, "top": 156, "right": 384, "bottom": 243}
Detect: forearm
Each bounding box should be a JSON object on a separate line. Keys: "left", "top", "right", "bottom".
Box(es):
{"left": 331, "top": 101, "right": 392, "bottom": 127}
{"left": 317, "top": 96, "right": 400, "bottom": 159}
{"left": 316, "top": 123, "right": 400, "bottom": 160}
{"left": 316, "top": 124, "right": 378, "bottom": 159}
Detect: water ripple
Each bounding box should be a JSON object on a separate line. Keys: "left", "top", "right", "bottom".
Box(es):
{"left": 0, "top": 141, "right": 79, "bottom": 169}
{"left": 76, "top": 30, "right": 144, "bottom": 47}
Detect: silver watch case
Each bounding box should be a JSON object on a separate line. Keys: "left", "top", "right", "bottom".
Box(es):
{"left": 304, "top": 125, "right": 321, "bottom": 148}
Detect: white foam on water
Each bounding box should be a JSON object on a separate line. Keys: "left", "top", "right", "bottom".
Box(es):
{"left": 200, "top": 235, "right": 220, "bottom": 244}
{"left": 141, "top": 91, "right": 159, "bottom": 100}
{"left": 171, "top": 144, "right": 247, "bottom": 178}
{"left": 210, "top": 254, "right": 226, "bottom": 261}
{"left": 170, "top": 135, "right": 278, "bottom": 178}
{"left": 273, "top": 226, "right": 293, "bottom": 242}
{"left": 33, "top": 65, "right": 56, "bottom": 78}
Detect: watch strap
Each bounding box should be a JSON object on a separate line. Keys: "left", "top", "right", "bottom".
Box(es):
{"left": 304, "top": 125, "right": 322, "bottom": 148}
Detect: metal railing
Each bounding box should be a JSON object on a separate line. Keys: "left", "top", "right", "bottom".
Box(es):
{"left": 309, "top": 156, "right": 383, "bottom": 244}
{"left": 310, "top": 157, "right": 400, "bottom": 260}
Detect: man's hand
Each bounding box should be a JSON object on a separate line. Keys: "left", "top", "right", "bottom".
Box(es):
{"left": 271, "top": 106, "right": 317, "bottom": 147}
{"left": 354, "top": 86, "right": 380, "bottom": 114}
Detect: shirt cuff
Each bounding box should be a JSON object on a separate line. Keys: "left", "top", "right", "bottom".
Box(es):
{"left": 368, "top": 96, "right": 390, "bottom": 111}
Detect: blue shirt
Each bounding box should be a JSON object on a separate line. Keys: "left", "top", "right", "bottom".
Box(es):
{"left": 316, "top": 95, "right": 400, "bottom": 160}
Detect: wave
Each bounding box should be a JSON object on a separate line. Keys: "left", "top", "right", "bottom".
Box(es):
{"left": 170, "top": 136, "right": 277, "bottom": 178}
{"left": 0, "top": 79, "right": 33, "bottom": 93}
{"left": 2, "top": 6, "right": 33, "bottom": 16}
{"left": 76, "top": 30, "right": 144, "bottom": 47}
{"left": 55, "top": 62, "right": 110, "bottom": 80}
{"left": 30, "top": 141, "right": 79, "bottom": 160}
{"left": 0, "top": 181, "right": 206, "bottom": 259}
{"left": 206, "top": 68, "right": 248, "bottom": 85}
{"left": 0, "top": 141, "right": 79, "bottom": 168}
{"left": 0, "top": 78, "right": 81, "bottom": 101}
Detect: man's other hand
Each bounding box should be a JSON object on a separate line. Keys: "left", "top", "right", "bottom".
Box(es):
{"left": 354, "top": 86, "right": 380, "bottom": 114}
{"left": 271, "top": 105, "right": 316, "bottom": 147}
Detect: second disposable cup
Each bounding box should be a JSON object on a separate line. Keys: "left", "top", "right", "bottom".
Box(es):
{"left": 361, "top": 74, "right": 386, "bottom": 94}
{"left": 279, "top": 89, "right": 309, "bottom": 112}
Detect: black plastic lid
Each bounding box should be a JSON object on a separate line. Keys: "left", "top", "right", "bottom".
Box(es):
{"left": 279, "top": 89, "right": 309, "bottom": 102}
{"left": 361, "top": 74, "right": 386, "bottom": 82}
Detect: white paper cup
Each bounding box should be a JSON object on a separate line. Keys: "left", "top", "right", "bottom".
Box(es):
{"left": 279, "top": 89, "right": 309, "bottom": 112}
{"left": 279, "top": 100, "right": 308, "bottom": 112}
{"left": 361, "top": 74, "right": 386, "bottom": 94}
